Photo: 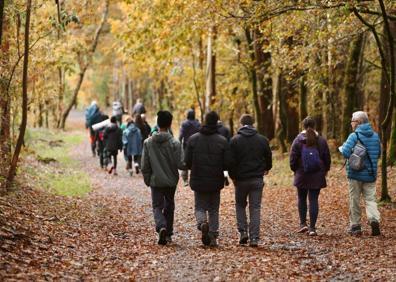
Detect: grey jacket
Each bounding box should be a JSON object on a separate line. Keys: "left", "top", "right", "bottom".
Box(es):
{"left": 141, "top": 132, "right": 184, "bottom": 188}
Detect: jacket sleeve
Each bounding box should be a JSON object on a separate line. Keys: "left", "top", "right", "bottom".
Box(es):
{"left": 228, "top": 137, "right": 237, "bottom": 179}
{"left": 141, "top": 141, "right": 152, "bottom": 187}
{"left": 223, "top": 141, "right": 235, "bottom": 171}
{"left": 341, "top": 133, "right": 357, "bottom": 159}
{"left": 321, "top": 139, "right": 331, "bottom": 171}
{"left": 184, "top": 138, "right": 193, "bottom": 169}
{"left": 289, "top": 139, "right": 300, "bottom": 172}
{"left": 174, "top": 141, "right": 185, "bottom": 170}
{"left": 179, "top": 123, "right": 184, "bottom": 143}
{"left": 263, "top": 138, "right": 272, "bottom": 171}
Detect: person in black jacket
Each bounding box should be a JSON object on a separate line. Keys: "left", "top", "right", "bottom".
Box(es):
{"left": 103, "top": 116, "right": 123, "bottom": 176}
{"left": 179, "top": 109, "right": 201, "bottom": 186}
{"left": 185, "top": 111, "right": 234, "bottom": 247}
{"left": 229, "top": 114, "right": 272, "bottom": 247}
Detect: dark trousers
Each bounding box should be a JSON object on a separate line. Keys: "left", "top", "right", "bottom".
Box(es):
{"left": 194, "top": 191, "right": 220, "bottom": 237}
{"left": 297, "top": 188, "right": 321, "bottom": 229}
{"left": 151, "top": 186, "right": 176, "bottom": 236}
{"left": 108, "top": 150, "right": 118, "bottom": 169}
{"left": 235, "top": 178, "right": 264, "bottom": 240}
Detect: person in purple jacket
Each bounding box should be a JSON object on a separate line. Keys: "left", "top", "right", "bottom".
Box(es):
{"left": 289, "top": 117, "right": 331, "bottom": 236}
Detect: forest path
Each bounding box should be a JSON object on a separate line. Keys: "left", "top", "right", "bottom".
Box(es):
{"left": 68, "top": 119, "right": 396, "bottom": 280}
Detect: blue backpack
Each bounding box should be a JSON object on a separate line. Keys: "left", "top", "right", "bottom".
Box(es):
{"left": 301, "top": 144, "right": 322, "bottom": 173}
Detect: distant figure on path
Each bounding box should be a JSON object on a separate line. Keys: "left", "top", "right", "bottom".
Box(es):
{"left": 122, "top": 116, "right": 142, "bottom": 176}
{"left": 185, "top": 111, "right": 234, "bottom": 247}
{"left": 85, "top": 101, "right": 102, "bottom": 157}
{"left": 95, "top": 113, "right": 109, "bottom": 169}
{"left": 141, "top": 111, "right": 183, "bottom": 245}
{"left": 229, "top": 114, "right": 272, "bottom": 247}
{"left": 290, "top": 117, "right": 331, "bottom": 236}
{"left": 179, "top": 109, "right": 200, "bottom": 186}
{"left": 103, "top": 116, "right": 123, "bottom": 176}
{"left": 132, "top": 98, "right": 146, "bottom": 116}
{"left": 112, "top": 100, "right": 125, "bottom": 125}
{"left": 339, "top": 111, "right": 381, "bottom": 236}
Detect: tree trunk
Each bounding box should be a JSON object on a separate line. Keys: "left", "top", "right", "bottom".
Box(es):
{"left": 379, "top": 1, "right": 395, "bottom": 202}
{"left": 244, "top": 28, "right": 263, "bottom": 134}
{"left": 7, "top": 0, "right": 31, "bottom": 186}
{"left": 205, "top": 25, "right": 216, "bottom": 113}
{"left": 253, "top": 29, "right": 274, "bottom": 139}
{"left": 342, "top": 33, "right": 365, "bottom": 141}
{"left": 0, "top": 0, "right": 11, "bottom": 191}
{"left": 59, "top": 0, "right": 109, "bottom": 129}
{"left": 299, "top": 74, "right": 308, "bottom": 130}
{"left": 276, "top": 72, "right": 287, "bottom": 153}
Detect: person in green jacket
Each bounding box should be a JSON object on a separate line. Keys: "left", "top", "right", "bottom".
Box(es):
{"left": 141, "top": 110, "right": 184, "bottom": 245}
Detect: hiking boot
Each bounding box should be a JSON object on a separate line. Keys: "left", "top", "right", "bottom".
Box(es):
{"left": 239, "top": 231, "right": 248, "bottom": 245}
{"left": 158, "top": 228, "right": 167, "bottom": 245}
{"left": 108, "top": 166, "right": 114, "bottom": 174}
{"left": 249, "top": 238, "right": 259, "bottom": 247}
{"left": 308, "top": 227, "right": 317, "bottom": 236}
{"left": 370, "top": 221, "right": 380, "bottom": 236}
{"left": 209, "top": 234, "right": 218, "bottom": 247}
{"left": 166, "top": 236, "right": 172, "bottom": 244}
{"left": 349, "top": 224, "right": 362, "bottom": 236}
{"left": 201, "top": 222, "right": 210, "bottom": 246}
{"left": 135, "top": 164, "right": 140, "bottom": 174}
{"left": 297, "top": 225, "right": 308, "bottom": 233}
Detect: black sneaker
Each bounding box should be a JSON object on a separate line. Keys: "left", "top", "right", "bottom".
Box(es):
{"left": 297, "top": 225, "right": 308, "bottom": 233}
{"left": 308, "top": 227, "right": 317, "bottom": 236}
{"left": 239, "top": 231, "right": 248, "bottom": 245}
{"left": 249, "top": 238, "right": 259, "bottom": 247}
{"left": 209, "top": 234, "right": 218, "bottom": 247}
{"left": 135, "top": 165, "right": 140, "bottom": 174}
{"left": 158, "top": 228, "right": 167, "bottom": 245}
{"left": 349, "top": 224, "right": 362, "bottom": 236}
{"left": 370, "top": 221, "right": 380, "bottom": 236}
{"left": 201, "top": 223, "right": 210, "bottom": 246}
{"left": 166, "top": 236, "right": 172, "bottom": 244}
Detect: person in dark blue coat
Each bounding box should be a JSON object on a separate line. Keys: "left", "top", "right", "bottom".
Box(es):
{"left": 179, "top": 109, "right": 200, "bottom": 186}
{"left": 340, "top": 111, "right": 381, "bottom": 236}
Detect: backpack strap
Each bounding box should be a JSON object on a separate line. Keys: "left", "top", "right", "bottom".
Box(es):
{"left": 355, "top": 132, "right": 375, "bottom": 176}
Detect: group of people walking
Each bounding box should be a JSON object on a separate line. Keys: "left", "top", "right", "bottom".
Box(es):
{"left": 87, "top": 102, "right": 382, "bottom": 247}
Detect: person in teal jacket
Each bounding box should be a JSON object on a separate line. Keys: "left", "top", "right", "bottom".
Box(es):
{"left": 340, "top": 111, "right": 381, "bottom": 236}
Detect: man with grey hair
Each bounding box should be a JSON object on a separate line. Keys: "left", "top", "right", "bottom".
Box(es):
{"left": 340, "top": 111, "right": 381, "bottom": 236}
{"left": 229, "top": 114, "right": 272, "bottom": 247}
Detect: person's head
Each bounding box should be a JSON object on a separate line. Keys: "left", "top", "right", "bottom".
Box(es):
{"left": 240, "top": 114, "right": 254, "bottom": 126}
{"left": 302, "top": 116, "right": 316, "bottom": 130}
{"left": 125, "top": 115, "right": 133, "bottom": 124}
{"left": 110, "top": 116, "right": 117, "bottom": 124}
{"left": 157, "top": 110, "right": 173, "bottom": 129}
{"left": 135, "top": 114, "right": 143, "bottom": 125}
{"left": 204, "top": 111, "right": 219, "bottom": 126}
{"left": 137, "top": 98, "right": 142, "bottom": 104}
{"left": 187, "top": 109, "right": 195, "bottom": 120}
{"left": 302, "top": 116, "right": 317, "bottom": 147}
{"left": 351, "top": 111, "right": 369, "bottom": 130}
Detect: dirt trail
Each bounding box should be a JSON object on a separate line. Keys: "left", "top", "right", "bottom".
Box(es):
{"left": 70, "top": 129, "right": 396, "bottom": 280}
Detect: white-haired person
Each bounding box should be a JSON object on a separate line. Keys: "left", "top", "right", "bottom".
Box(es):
{"left": 340, "top": 111, "right": 381, "bottom": 236}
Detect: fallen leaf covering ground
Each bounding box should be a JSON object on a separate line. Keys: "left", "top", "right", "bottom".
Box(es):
{"left": 1, "top": 129, "right": 395, "bottom": 280}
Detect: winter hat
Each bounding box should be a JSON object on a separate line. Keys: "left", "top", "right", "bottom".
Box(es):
{"left": 204, "top": 111, "right": 219, "bottom": 126}
{"left": 157, "top": 110, "right": 173, "bottom": 128}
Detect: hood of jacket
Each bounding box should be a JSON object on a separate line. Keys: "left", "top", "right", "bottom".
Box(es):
{"left": 151, "top": 132, "right": 173, "bottom": 143}
{"left": 355, "top": 123, "right": 374, "bottom": 138}
{"left": 238, "top": 125, "right": 257, "bottom": 137}
{"left": 127, "top": 122, "right": 139, "bottom": 132}
{"left": 200, "top": 124, "right": 218, "bottom": 135}
{"left": 184, "top": 119, "right": 200, "bottom": 128}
